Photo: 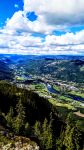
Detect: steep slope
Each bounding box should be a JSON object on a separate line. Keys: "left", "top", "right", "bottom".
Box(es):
{"left": 0, "top": 60, "right": 13, "bottom": 80}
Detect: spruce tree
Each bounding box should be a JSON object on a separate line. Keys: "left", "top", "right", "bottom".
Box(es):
{"left": 6, "top": 106, "right": 14, "bottom": 129}
{"left": 41, "top": 118, "right": 53, "bottom": 149}
{"left": 14, "top": 99, "right": 25, "bottom": 134}
{"left": 64, "top": 114, "right": 82, "bottom": 150}
{"left": 33, "top": 121, "right": 41, "bottom": 138}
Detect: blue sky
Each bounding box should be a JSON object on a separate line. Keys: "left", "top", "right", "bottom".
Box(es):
{"left": 0, "top": 0, "right": 23, "bottom": 27}
{"left": 0, "top": 0, "right": 84, "bottom": 55}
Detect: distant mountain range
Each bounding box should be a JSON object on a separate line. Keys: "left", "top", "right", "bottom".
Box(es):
{"left": 0, "top": 54, "right": 84, "bottom": 61}
{"left": 0, "top": 54, "right": 84, "bottom": 83}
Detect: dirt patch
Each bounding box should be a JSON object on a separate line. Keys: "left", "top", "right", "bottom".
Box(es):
{"left": 74, "top": 111, "right": 84, "bottom": 118}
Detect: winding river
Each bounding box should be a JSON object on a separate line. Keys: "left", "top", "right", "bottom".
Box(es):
{"left": 46, "top": 84, "right": 84, "bottom": 102}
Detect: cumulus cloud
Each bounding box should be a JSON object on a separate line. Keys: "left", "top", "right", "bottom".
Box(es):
{"left": 0, "top": 26, "right": 84, "bottom": 55}
{"left": 5, "top": 10, "right": 55, "bottom": 35}
{"left": 5, "top": 11, "right": 31, "bottom": 34}
{"left": 45, "top": 30, "right": 84, "bottom": 45}
{"left": 24, "top": 0, "right": 84, "bottom": 26}
{"left": 0, "top": 0, "right": 84, "bottom": 55}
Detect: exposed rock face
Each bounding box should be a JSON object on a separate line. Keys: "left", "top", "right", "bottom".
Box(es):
{"left": 0, "top": 136, "right": 39, "bottom": 150}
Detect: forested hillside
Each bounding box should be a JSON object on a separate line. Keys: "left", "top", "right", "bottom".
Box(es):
{"left": 24, "top": 59, "right": 84, "bottom": 83}
{"left": 0, "top": 81, "right": 84, "bottom": 150}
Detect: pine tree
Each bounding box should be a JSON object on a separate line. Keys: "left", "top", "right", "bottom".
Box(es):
{"left": 14, "top": 99, "right": 25, "bottom": 134}
{"left": 56, "top": 131, "right": 65, "bottom": 150}
{"left": 6, "top": 106, "right": 14, "bottom": 128}
{"left": 41, "top": 118, "right": 53, "bottom": 149}
{"left": 33, "top": 118, "right": 53, "bottom": 149}
{"left": 33, "top": 121, "right": 41, "bottom": 138}
{"left": 63, "top": 124, "right": 74, "bottom": 150}
{"left": 64, "top": 114, "right": 82, "bottom": 150}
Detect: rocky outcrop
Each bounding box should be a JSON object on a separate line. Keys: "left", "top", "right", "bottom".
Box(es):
{"left": 0, "top": 136, "right": 39, "bottom": 150}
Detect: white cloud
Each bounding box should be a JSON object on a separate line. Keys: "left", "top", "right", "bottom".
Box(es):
{"left": 45, "top": 30, "right": 84, "bottom": 45}
{"left": 0, "top": 0, "right": 84, "bottom": 55}
{"left": 5, "top": 11, "right": 31, "bottom": 34}
{"left": 24, "top": 0, "right": 84, "bottom": 26}
{"left": 4, "top": 11, "right": 55, "bottom": 35}
{"left": 0, "top": 27, "right": 43, "bottom": 54}
{"left": 0, "top": 26, "right": 84, "bottom": 55}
